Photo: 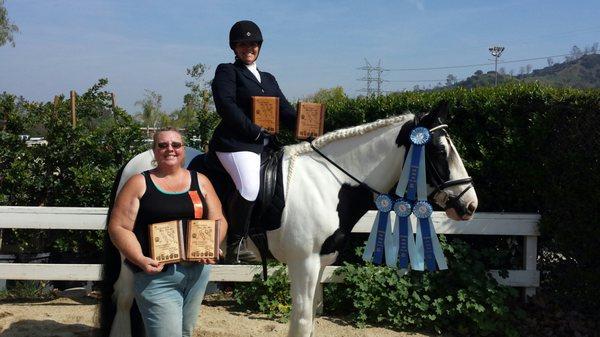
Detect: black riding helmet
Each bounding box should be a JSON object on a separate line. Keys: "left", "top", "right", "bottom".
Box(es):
{"left": 229, "top": 20, "right": 263, "bottom": 50}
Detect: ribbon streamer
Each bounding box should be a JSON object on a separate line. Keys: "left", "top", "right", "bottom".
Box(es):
{"left": 384, "top": 214, "right": 398, "bottom": 268}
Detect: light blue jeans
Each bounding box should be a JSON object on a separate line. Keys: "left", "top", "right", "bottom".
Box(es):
{"left": 133, "top": 263, "right": 211, "bottom": 337}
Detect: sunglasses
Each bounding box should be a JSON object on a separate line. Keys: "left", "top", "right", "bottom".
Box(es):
{"left": 156, "top": 141, "right": 183, "bottom": 149}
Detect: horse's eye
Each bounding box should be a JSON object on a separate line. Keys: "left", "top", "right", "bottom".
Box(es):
{"left": 431, "top": 148, "right": 446, "bottom": 156}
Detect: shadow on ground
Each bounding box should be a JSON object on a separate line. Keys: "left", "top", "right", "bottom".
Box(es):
{"left": 0, "top": 319, "right": 100, "bottom": 337}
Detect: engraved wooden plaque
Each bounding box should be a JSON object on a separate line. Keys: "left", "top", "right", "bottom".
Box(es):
{"left": 251, "top": 96, "right": 279, "bottom": 134}
{"left": 186, "top": 219, "right": 220, "bottom": 264}
{"left": 295, "top": 102, "right": 325, "bottom": 140}
{"left": 149, "top": 220, "right": 183, "bottom": 264}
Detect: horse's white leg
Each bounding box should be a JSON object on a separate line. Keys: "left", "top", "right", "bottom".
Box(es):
{"left": 109, "top": 254, "right": 134, "bottom": 337}
{"left": 287, "top": 254, "right": 321, "bottom": 337}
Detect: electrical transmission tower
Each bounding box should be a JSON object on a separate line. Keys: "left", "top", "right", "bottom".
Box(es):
{"left": 358, "top": 59, "right": 388, "bottom": 96}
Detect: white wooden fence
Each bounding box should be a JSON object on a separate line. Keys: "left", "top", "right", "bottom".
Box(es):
{"left": 0, "top": 206, "right": 540, "bottom": 310}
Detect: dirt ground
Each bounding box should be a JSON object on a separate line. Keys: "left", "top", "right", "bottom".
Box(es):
{"left": 0, "top": 293, "right": 429, "bottom": 337}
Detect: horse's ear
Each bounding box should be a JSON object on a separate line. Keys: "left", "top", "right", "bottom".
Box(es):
{"left": 419, "top": 100, "right": 449, "bottom": 128}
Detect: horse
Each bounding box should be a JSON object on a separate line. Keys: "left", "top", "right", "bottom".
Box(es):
{"left": 100, "top": 104, "right": 478, "bottom": 337}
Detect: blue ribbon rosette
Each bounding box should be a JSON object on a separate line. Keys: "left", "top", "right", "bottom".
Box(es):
{"left": 363, "top": 126, "right": 448, "bottom": 272}
{"left": 363, "top": 194, "right": 393, "bottom": 265}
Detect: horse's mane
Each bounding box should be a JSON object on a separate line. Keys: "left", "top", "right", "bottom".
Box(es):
{"left": 283, "top": 114, "right": 413, "bottom": 189}
{"left": 285, "top": 113, "right": 413, "bottom": 157}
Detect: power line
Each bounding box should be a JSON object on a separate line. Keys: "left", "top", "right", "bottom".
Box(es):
{"left": 387, "top": 53, "right": 572, "bottom": 71}
{"left": 385, "top": 79, "right": 445, "bottom": 82}
{"left": 497, "top": 53, "right": 572, "bottom": 64}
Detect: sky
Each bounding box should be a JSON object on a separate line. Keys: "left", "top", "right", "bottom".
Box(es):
{"left": 1, "top": 0, "right": 599, "bottom": 115}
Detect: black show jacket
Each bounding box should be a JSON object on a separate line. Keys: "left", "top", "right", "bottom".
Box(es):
{"left": 209, "top": 59, "right": 297, "bottom": 153}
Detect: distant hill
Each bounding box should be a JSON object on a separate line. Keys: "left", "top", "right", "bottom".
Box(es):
{"left": 452, "top": 53, "right": 600, "bottom": 89}
{"left": 520, "top": 54, "right": 600, "bottom": 88}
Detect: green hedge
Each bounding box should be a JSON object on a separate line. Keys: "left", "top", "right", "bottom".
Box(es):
{"left": 322, "top": 83, "right": 600, "bottom": 312}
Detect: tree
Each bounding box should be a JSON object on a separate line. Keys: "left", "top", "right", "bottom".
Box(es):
{"left": 547, "top": 57, "right": 554, "bottom": 66}
{"left": 134, "top": 90, "right": 166, "bottom": 128}
{"left": 526, "top": 64, "right": 533, "bottom": 74}
{"left": 304, "top": 86, "right": 347, "bottom": 104}
{"left": 0, "top": 0, "right": 19, "bottom": 47}
{"left": 181, "top": 63, "right": 219, "bottom": 149}
{"left": 446, "top": 74, "right": 457, "bottom": 86}
{"left": 566, "top": 45, "right": 584, "bottom": 61}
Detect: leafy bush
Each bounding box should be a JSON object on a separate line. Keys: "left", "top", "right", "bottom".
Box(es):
{"left": 232, "top": 264, "right": 291, "bottom": 322}
{"left": 0, "top": 281, "right": 56, "bottom": 302}
{"left": 326, "top": 240, "right": 522, "bottom": 336}
{"left": 0, "top": 79, "right": 146, "bottom": 255}
{"left": 232, "top": 238, "right": 521, "bottom": 336}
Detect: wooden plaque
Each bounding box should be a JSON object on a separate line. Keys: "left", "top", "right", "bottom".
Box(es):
{"left": 295, "top": 102, "right": 325, "bottom": 140}
{"left": 149, "top": 220, "right": 183, "bottom": 264}
{"left": 186, "top": 219, "right": 220, "bottom": 264}
{"left": 251, "top": 96, "right": 279, "bottom": 134}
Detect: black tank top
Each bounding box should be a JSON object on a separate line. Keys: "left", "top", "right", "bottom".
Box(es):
{"left": 127, "top": 170, "right": 208, "bottom": 271}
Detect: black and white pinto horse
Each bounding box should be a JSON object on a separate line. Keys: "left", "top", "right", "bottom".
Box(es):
{"left": 100, "top": 106, "right": 477, "bottom": 337}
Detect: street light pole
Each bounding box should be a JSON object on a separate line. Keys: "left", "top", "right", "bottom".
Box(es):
{"left": 489, "top": 46, "right": 505, "bottom": 86}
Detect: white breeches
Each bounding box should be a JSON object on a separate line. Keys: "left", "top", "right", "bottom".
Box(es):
{"left": 216, "top": 151, "right": 261, "bottom": 201}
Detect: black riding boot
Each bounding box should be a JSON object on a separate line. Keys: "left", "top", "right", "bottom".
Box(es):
{"left": 225, "top": 192, "right": 257, "bottom": 264}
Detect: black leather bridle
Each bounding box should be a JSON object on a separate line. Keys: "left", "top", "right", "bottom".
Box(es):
{"left": 309, "top": 124, "right": 474, "bottom": 213}
{"left": 425, "top": 125, "right": 474, "bottom": 213}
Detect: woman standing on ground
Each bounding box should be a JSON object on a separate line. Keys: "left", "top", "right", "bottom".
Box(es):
{"left": 108, "top": 127, "right": 227, "bottom": 337}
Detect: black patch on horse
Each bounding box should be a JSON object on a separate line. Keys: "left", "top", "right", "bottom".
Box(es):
{"left": 320, "top": 183, "right": 375, "bottom": 255}
{"left": 99, "top": 164, "right": 145, "bottom": 337}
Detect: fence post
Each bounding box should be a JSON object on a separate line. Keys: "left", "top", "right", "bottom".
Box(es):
{"left": 523, "top": 235, "right": 538, "bottom": 301}
{"left": 70, "top": 90, "right": 77, "bottom": 128}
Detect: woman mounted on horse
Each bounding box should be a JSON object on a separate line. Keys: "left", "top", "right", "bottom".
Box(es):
{"left": 210, "top": 20, "right": 297, "bottom": 263}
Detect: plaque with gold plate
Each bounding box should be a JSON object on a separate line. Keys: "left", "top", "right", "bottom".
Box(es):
{"left": 295, "top": 101, "right": 325, "bottom": 140}
{"left": 186, "top": 219, "right": 220, "bottom": 264}
{"left": 251, "top": 96, "right": 279, "bottom": 134}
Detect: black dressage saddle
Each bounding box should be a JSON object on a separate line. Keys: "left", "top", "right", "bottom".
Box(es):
{"left": 188, "top": 142, "right": 286, "bottom": 270}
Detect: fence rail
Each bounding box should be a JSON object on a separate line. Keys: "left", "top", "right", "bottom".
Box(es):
{"left": 0, "top": 206, "right": 540, "bottom": 309}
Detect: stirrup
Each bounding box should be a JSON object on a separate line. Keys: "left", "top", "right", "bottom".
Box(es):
{"left": 225, "top": 238, "right": 256, "bottom": 264}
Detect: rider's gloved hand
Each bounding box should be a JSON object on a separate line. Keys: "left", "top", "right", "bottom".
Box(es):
{"left": 255, "top": 128, "right": 272, "bottom": 142}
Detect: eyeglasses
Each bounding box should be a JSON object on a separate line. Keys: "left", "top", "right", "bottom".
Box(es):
{"left": 156, "top": 141, "right": 183, "bottom": 149}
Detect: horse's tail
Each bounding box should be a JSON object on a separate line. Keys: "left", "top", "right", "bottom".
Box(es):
{"left": 98, "top": 164, "right": 144, "bottom": 337}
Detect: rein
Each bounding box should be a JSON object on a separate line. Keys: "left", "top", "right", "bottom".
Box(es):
{"left": 309, "top": 141, "right": 384, "bottom": 195}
